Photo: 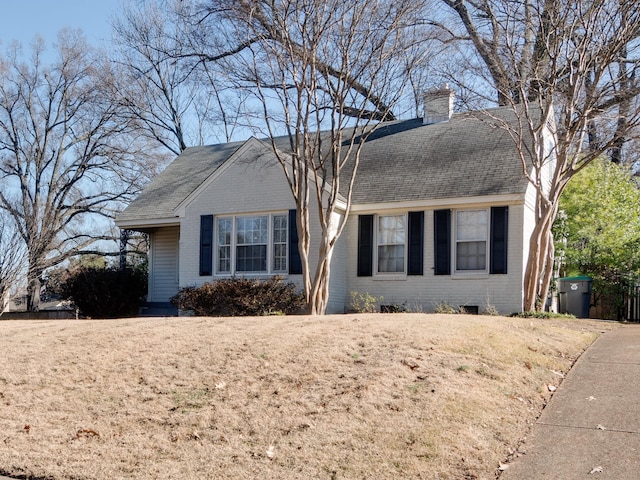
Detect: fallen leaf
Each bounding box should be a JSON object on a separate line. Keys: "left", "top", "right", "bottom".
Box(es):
{"left": 589, "top": 466, "right": 603, "bottom": 474}
{"left": 76, "top": 428, "right": 100, "bottom": 439}
{"left": 266, "top": 445, "right": 275, "bottom": 459}
{"left": 402, "top": 358, "right": 419, "bottom": 370}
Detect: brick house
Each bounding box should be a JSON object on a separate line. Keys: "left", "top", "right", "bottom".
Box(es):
{"left": 116, "top": 90, "right": 554, "bottom": 315}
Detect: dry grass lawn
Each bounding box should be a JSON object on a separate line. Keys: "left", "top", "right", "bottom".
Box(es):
{"left": 0, "top": 314, "right": 614, "bottom": 479}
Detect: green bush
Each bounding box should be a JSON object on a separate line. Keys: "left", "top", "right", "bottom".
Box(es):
{"left": 171, "top": 277, "right": 305, "bottom": 316}
{"left": 59, "top": 267, "right": 147, "bottom": 318}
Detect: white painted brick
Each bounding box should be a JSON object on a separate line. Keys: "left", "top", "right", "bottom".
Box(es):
{"left": 177, "top": 150, "right": 347, "bottom": 313}
{"left": 163, "top": 146, "right": 535, "bottom": 315}
{"left": 344, "top": 204, "right": 529, "bottom": 315}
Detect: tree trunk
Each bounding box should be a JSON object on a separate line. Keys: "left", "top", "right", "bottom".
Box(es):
{"left": 296, "top": 206, "right": 313, "bottom": 309}
{"left": 538, "top": 233, "right": 555, "bottom": 310}
{"left": 610, "top": 12, "right": 630, "bottom": 164}
{"left": 309, "top": 236, "right": 333, "bottom": 315}
{"left": 523, "top": 199, "right": 557, "bottom": 311}
{"left": 27, "top": 275, "right": 41, "bottom": 312}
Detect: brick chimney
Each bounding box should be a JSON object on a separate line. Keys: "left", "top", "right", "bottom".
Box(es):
{"left": 423, "top": 84, "right": 454, "bottom": 125}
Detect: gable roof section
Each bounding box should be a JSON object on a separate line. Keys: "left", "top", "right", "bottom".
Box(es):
{"left": 117, "top": 141, "right": 245, "bottom": 224}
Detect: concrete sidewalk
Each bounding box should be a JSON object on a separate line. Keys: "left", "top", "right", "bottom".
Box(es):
{"left": 500, "top": 324, "right": 640, "bottom": 479}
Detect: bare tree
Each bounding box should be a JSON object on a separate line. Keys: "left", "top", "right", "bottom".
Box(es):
{"left": 111, "top": 0, "right": 244, "bottom": 153}
{"left": 0, "top": 31, "right": 147, "bottom": 310}
{"left": 439, "top": 0, "right": 640, "bottom": 310}
{"left": 181, "top": 0, "right": 428, "bottom": 314}
{"left": 0, "top": 214, "right": 25, "bottom": 314}
{"left": 112, "top": 0, "right": 193, "bottom": 155}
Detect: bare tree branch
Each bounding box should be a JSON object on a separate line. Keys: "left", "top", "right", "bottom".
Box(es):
{"left": 0, "top": 30, "right": 148, "bottom": 310}
{"left": 442, "top": 0, "right": 640, "bottom": 310}
{"left": 184, "top": 0, "right": 429, "bottom": 313}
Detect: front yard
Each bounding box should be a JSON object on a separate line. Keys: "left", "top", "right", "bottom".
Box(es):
{"left": 0, "top": 314, "right": 612, "bottom": 479}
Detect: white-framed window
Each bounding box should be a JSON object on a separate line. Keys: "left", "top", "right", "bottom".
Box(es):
{"left": 376, "top": 214, "right": 406, "bottom": 274}
{"left": 272, "top": 214, "right": 288, "bottom": 273}
{"left": 216, "top": 213, "right": 288, "bottom": 274}
{"left": 455, "top": 209, "right": 488, "bottom": 272}
{"left": 217, "top": 217, "right": 232, "bottom": 273}
{"left": 235, "top": 216, "right": 268, "bottom": 272}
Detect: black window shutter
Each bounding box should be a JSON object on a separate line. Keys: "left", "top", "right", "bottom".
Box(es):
{"left": 199, "top": 215, "right": 213, "bottom": 276}
{"left": 434, "top": 209, "right": 451, "bottom": 275}
{"left": 357, "top": 215, "right": 374, "bottom": 277}
{"left": 288, "top": 209, "right": 302, "bottom": 274}
{"left": 490, "top": 206, "right": 509, "bottom": 274}
{"left": 407, "top": 211, "right": 424, "bottom": 275}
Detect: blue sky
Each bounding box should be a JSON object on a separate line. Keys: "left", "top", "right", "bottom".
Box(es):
{"left": 0, "top": 0, "right": 121, "bottom": 49}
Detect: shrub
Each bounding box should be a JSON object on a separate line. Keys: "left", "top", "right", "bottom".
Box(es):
{"left": 434, "top": 301, "right": 457, "bottom": 314}
{"left": 404, "top": 301, "right": 425, "bottom": 313}
{"left": 59, "top": 267, "right": 147, "bottom": 318}
{"left": 510, "top": 311, "right": 575, "bottom": 319}
{"left": 171, "top": 277, "right": 305, "bottom": 316}
{"left": 483, "top": 303, "right": 500, "bottom": 316}
{"left": 349, "top": 291, "right": 382, "bottom": 313}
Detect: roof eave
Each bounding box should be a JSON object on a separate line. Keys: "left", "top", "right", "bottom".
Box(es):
{"left": 349, "top": 193, "right": 526, "bottom": 213}
{"left": 115, "top": 217, "right": 181, "bottom": 231}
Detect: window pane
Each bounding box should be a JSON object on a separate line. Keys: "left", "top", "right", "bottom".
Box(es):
{"left": 273, "top": 243, "right": 287, "bottom": 272}
{"left": 455, "top": 210, "right": 488, "bottom": 272}
{"left": 378, "top": 215, "right": 406, "bottom": 244}
{"left": 273, "top": 215, "right": 286, "bottom": 242}
{"left": 236, "top": 245, "right": 267, "bottom": 272}
{"left": 456, "top": 241, "right": 486, "bottom": 270}
{"left": 456, "top": 210, "right": 487, "bottom": 241}
{"left": 217, "top": 218, "right": 232, "bottom": 244}
{"left": 236, "top": 216, "right": 268, "bottom": 245}
{"left": 378, "top": 245, "right": 405, "bottom": 273}
{"left": 261, "top": 217, "right": 268, "bottom": 242}
{"left": 377, "top": 215, "right": 405, "bottom": 273}
{"left": 272, "top": 214, "right": 287, "bottom": 272}
{"left": 218, "top": 246, "right": 231, "bottom": 273}
{"left": 217, "top": 218, "right": 232, "bottom": 273}
{"left": 234, "top": 216, "right": 268, "bottom": 272}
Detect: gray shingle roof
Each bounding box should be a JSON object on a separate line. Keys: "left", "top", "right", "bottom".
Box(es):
{"left": 117, "top": 142, "right": 245, "bottom": 223}
{"left": 117, "top": 105, "right": 533, "bottom": 225}
{"left": 350, "top": 107, "right": 532, "bottom": 204}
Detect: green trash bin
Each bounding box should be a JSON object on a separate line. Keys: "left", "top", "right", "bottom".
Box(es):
{"left": 558, "top": 276, "right": 592, "bottom": 318}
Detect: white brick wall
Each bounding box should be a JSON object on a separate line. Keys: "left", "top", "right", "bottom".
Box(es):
{"left": 328, "top": 211, "right": 348, "bottom": 313}
{"left": 345, "top": 204, "right": 528, "bottom": 315}
{"left": 180, "top": 147, "right": 296, "bottom": 286}
{"left": 167, "top": 142, "right": 534, "bottom": 315}
{"left": 178, "top": 146, "right": 347, "bottom": 313}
